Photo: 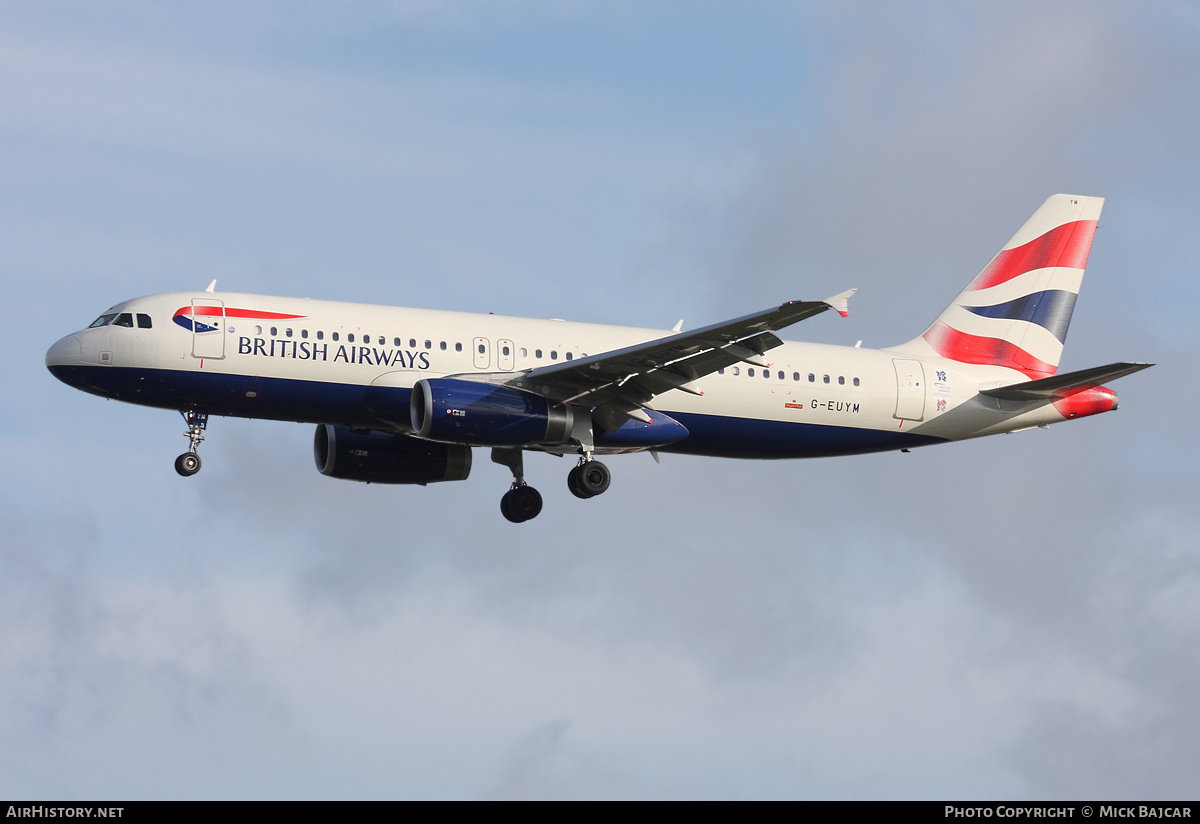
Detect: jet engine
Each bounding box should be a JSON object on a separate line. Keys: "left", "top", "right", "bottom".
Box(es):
{"left": 410, "top": 378, "right": 574, "bottom": 446}
{"left": 314, "top": 425, "right": 472, "bottom": 484}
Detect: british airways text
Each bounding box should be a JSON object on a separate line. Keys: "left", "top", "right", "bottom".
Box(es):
{"left": 237, "top": 337, "right": 431, "bottom": 368}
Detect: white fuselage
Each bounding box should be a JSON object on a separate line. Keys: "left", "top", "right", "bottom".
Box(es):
{"left": 46, "top": 291, "right": 1091, "bottom": 460}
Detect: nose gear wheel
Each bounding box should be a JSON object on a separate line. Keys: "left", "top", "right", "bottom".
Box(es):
{"left": 175, "top": 410, "right": 208, "bottom": 477}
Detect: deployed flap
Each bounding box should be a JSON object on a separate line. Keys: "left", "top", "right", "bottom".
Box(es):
{"left": 980, "top": 362, "right": 1153, "bottom": 401}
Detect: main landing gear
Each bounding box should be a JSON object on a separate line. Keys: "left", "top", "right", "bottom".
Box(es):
{"left": 501, "top": 485, "right": 543, "bottom": 524}
{"left": 492, "top": 448, "right": 612, "bottom": 523}
{"left": 175, "top": 410, "right": 208, "bottom": 477}
{"left": 567, "top": 455, "right": 611, "bottom": 499}
{"left": 493, "top": 448, "right": 543, "bottom": 524}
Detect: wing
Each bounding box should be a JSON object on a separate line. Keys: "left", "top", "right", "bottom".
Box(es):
{"left": 510, "top": 289, "right": 856, "bottom": 430}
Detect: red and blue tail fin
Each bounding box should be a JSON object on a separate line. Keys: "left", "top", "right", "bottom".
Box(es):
{"left": 896, "top": 194, "right": 1104, "bottom": 378}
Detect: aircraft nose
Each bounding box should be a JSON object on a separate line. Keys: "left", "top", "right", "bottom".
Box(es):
{"left": 46, "top": 334, "right": 82, "bottom": 368}
{"left": 46, "top": 335, "right": 83, "bottom": 384}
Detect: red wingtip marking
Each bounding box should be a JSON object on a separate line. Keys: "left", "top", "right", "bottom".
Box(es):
{"left": 838, "top": 310, "right": 848, "bottom": 318}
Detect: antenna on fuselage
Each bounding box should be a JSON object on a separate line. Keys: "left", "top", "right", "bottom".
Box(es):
{"left": 205, "top": 279, "right": 217, "bottom": 293}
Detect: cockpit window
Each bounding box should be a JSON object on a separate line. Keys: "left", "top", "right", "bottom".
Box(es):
{"left": 113, "top": 313, "right": 134, "bottom": 328}
{"left": 89, "top": 313, "right": 117, "bottom": 328}
{"left": 137, "top": 314, "right": 152, "bottom": 329}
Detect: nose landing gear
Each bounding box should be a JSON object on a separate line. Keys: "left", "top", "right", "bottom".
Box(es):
{"left": 175, "top": 410, "right": 208, "bottom": 477}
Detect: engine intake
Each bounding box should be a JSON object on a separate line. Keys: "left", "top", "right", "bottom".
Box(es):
{"left": 314, "top": 425, "right": 472, "bottom": 484}
{"left": 411, "top": 378, "right": 574, "bottom": 446}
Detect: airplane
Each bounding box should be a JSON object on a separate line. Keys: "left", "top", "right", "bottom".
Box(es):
{"left": 46, "top": 194, "right": 1151, "bottom": 522}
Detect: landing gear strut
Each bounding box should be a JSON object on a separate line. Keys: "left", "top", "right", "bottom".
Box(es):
{"left": 492, "top": 448, "right": 543, "bottom": 523}
{"left": 175, "top": 410, "right": 208, "bottom": 477}
{"left": 567, "top": 454, "right": 610, "bottom": 499}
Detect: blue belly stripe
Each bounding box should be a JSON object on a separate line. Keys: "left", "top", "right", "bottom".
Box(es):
{"left": 48, "top": 365, "right": 946, "bottom": 457}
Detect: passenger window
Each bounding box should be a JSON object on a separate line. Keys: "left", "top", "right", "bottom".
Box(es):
{"left": 565, "top": 352, "right": 572, "bottom": 361}
{"left": 519, "top": 348, "right": 527, "bottom": 358}
{"left": 440, "top": 341, "right": 447, "bottom": 350}
{"left": 317, "top": 331, "right": 324, "bottom": 340}
{"left": 114, "top": 313, "right": 133, "bottom": 328}
{"left": 551, "top": 351, "right": 558, "bottom": 360}
{"left": 478, "top": 343, "right": 485, "bottom": 354}
{"left": 853, "top": 377, "right": 860, "bottom": 386}
{"left": 348, "top": 333, "right": 355, "bottom": 343}
{"left": 286, "top": 328, "right": 293, "bottom": 337}
{"left": 808, "top": 373, "right": 815, "bottom": 382}
{"left": 718, "top": 368, "right": 725, "bottom": 375}
{"left": 394, "top": 338, "right": 401, "bottom": 346}
{"left": 838, "top": 376, "right": 845, "bottom": 385}
{"left": 764, "top": 371, "right": 770, "bottom": 380}
{"left": 455, "top": 342, "right": 463, "bottom": 352}
{"left": 535, "top": 349, "right": 542, "bottom": 359}
{"left": 732, "top": 367, "right": 740, "bottom": 376}
{"left": 823, "top": 375, "right": 830, "bottom": 384}
{"left": 332, "top": 332, "right": 339, "bottom": 341}
{"left": 255, "top": 325, "right": 263, "bottom": 335}
{"left": 425, "top": 340, "right": 431, "bottom": 349}
{"left": 270, "top": 327, "right": 278, "bottom": 336}
{"left": 792, "top": 372, "right": 799, "bottom": 381}
{"left": 137, "top": 314, "right": 152, "bottom": 329}
{"left": 410, "top": 339, "right": 417, "bottom": 348}
{"left": 748, "top": 368, "right": 755, "bottom": 377}
{"left": 301, "top": 329, "right": 308, "bottom": 339}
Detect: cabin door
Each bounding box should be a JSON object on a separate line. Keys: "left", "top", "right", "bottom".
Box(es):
{"left": 893, "top": 359, "right": 925, "bottom": 421}
{"left": 191, "top": 299, "right": 226, "bottom": 359}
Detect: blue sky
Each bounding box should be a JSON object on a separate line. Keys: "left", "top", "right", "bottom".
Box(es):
{"left": 2, "top": 1, "right": 1197, "bottom": 799}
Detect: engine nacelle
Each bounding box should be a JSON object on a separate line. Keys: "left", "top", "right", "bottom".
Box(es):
{"left": 314, "top": 425, "right": 472, "bottom": 484}
{"left": 411, "top": 378, "right": 574, "bottom": 446}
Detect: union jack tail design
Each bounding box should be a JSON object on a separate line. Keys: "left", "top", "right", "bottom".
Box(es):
{"left": 898, "top": 194, "right": 1104, "bottom": 378}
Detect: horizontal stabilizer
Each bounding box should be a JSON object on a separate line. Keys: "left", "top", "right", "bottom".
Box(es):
{"left": 979, "top": 362, "right": 1153, "bottom": 401}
